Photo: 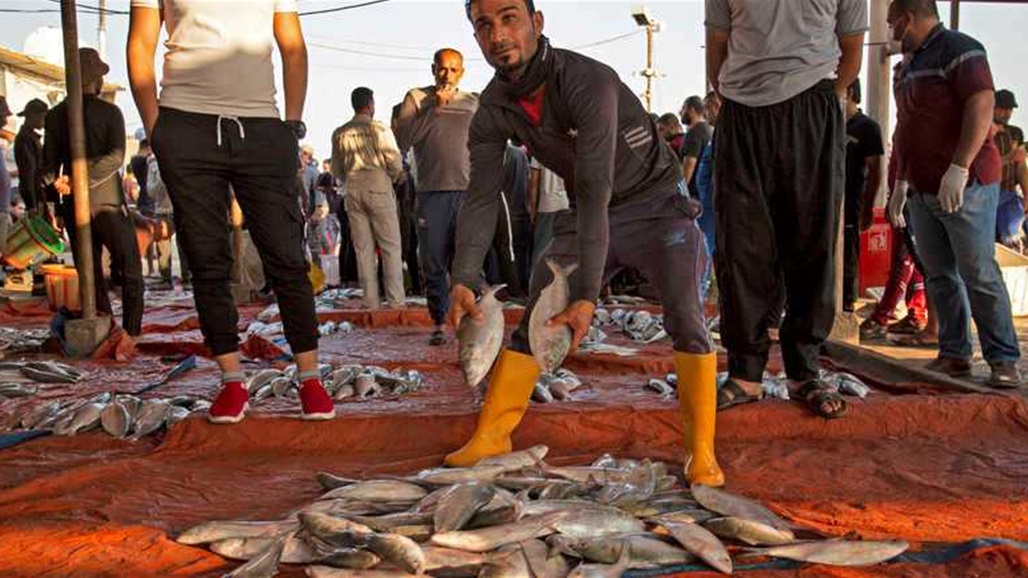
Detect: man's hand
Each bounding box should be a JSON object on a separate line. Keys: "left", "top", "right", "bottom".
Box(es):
{"left": 447, "top": 284, "right": 482, "bottom": 329}
{"left": 888, "top": 180, "right": 909, "bottom": 229}
{"left": 939, "top": 163, "right": 969, "bottom": 213}
{"left": 547, "top": 300, "right": 596, "bottom": 354}
{"left": 54, "top": 175, "right": 71, "bottom": 197}
{"left": 434, "top": 85, "right": 456, "bottom": 108}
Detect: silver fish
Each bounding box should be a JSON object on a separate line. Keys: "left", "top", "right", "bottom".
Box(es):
{"left": 100, "top": 398, "right": 133, "bottom": 438}
{"left": 167, "top": 405, "right": 191, "bottom": 426}
{"left": 646, "top": 378, "right": 675, "bottom": 396}
{"left": 349, "top": 512, "right": 434, "bottom": 532}
{"left": 349, "top": 532, "right": 426, "bottom": 575}
{"left": 654, "top": 517, "right": 732, "bottom": 574}
{"left": 430, "top": 512, "right": 564, "bottom": 553}
{"left": 691, "top": 484, "right": 793, "bottom": 531}
{"left": 209, "top": 534, "right": 320, "bottom": 564}
{"left": 434, "top": 482, "right": 496, "bottom": 532}
{"left": 21, "top": 400, "right": 62, "bottom": 429}
{"left": 458, "top": 284, "right": 506, "bottom": 389}
{"left": 176, "top": 520, "right": 299, "bottom": 545}
{"left": 58, "top": 401, "right": 105, "bottom": 435}
{"left": 477, "top": 445, "right": 549, "bottom": 470}
{"left": 130, "top": 399, "right": 171, "bottom": 440}
{"left": 553, "top": 533, "right": 692, "bottom": 566}
{"left": 550, "top": 506, "right": 646, "bottom": 538}
{"left": 478, "top": 543, "right": 530, "bottom": 578}
{"left": 271, "top": 376, "right": 294, "bottom": 398}
{"left": 247, "top": 369, "right": 283, "bottom": 394}
{"left": 567, "top": 542, "right": 631, "bottom": 578}
{"left": 414, "top": 466, "right": 508, "bottom": 486}
{"left": 222, "top": 532, "right": 287, "bottom": 578}
{"left": 741, "top": 539, "right": 909, "bottom": 566}
{"left": 528, "top": 259, "right": 577, "bottom": 373}
{"left": 549, "top": 378, "right": 580, "bottom": 401}
{"left": 318, "top": 548, "right": 382, "bottom": 569}
{"left": 320, "top": 479, "right": 428, "bottom": 503}
{"left": 0, "top": 382, "right": 37, "bottom": 397}
{"left": 20, "top": 365, "right": 77, "bottom": 384}
{"left": 422, "top": 546, "right": 486, "bottom": 577}
{"left": 703, "top": 516, "right": 795, "bottom": 546}
{"left": 354, "top": 372, "right": 377, "bottom": 398}
{"left": 334, "top": 384, "right": 356, "bottom": 400}
{"left": 298, "top": 512, "right": 374, "bottom": 547}
{"left": 317, "top": 472, "right": 360, "bottom": 491}
{"left": 520, "top": 539, "right": 571, "bottom": 578}
{"left": 532, "top": 381, "right": 554, "bottom": 403}
{"left": 306, "top": 567, "right": 409, "bottom": 578}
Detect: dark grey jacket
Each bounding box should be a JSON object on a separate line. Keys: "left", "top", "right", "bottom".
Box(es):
{"left": 452, "top": 48, "right": 682, "bottom": 302}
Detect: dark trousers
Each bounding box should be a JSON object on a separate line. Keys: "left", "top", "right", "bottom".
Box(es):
{"left": 335, "top": 199, "right": 359, "bottom": 286}
{"left": 486, "top": 191, "right": 530, "bottom": 298}
{"left": 397, "top": 188, "right": 422, "bottom": 295}
{"left": 511, "top": 190, "right": 712, "bottom": 355}
{"left": 714, "top": 80, "right": 844, "bottom": 382}
{"left": 151, "top": 107, "right": 318, "bottom": 357}
{"left": 843, "top": 224, "right": 860, "bottom": 310}
{"left": 417, "top": 190, "right": 464, "bottom": 325}
{"left": 61, "top": 203, "right": 143, "bottom": 336}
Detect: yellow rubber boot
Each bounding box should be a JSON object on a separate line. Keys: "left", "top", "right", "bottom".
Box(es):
{"left": 674, "top": 351, "right": 725, "bottom": 487}
{"left": 445, "top": 349, "right": 540, "bottom": 467}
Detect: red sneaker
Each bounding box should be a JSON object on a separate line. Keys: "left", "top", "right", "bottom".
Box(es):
{"left": 208, "top": 381, "right": 249, "bottom": 424}
{"left": 299, "top": 379, "right": 336, "bottom": 420}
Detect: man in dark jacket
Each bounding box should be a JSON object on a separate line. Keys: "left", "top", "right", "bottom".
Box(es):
{"left": 14, "top": 98, "right": 48, "bottom": 215}
{"left": 43, "top": 49, "right": 143, "bottom": 337}
{"left": 445, "top": 0, "right": 722, "bottom": 487}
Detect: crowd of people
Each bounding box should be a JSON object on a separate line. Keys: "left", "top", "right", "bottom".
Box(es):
{"left": 0, "top": 0, "right": 1024, "bottom": 486}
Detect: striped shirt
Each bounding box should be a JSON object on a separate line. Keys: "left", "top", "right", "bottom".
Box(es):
{"left": 896, "top": 24, "right": 1000, "bottom": 195}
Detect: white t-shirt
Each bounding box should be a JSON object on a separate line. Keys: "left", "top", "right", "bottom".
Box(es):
{"left": 131, "top": 0, "right": 297, "bottom": 118}
{"left": 530, "top": 158, "right": 569, "bottom": 214}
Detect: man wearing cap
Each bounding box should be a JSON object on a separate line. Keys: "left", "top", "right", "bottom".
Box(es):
{"left": 994, "top": 89, "right": 1027, "bottom": 245}
{"left": 42, "top": 48, "right": 143, "bottom": 338}
{"left": 0, "top": 97, "right": 12, "bottom": 263}
{"left": 128, "top": 0, "right": 335, "bottom": 423}
{"left": 14, "top": 99, "right": 48, "bottom": 216}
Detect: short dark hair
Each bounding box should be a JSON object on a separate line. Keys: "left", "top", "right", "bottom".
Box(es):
{"left": 657, "top": 113, "right": 683, "bottom": 133}
{"left": 848, "top": 79, "right": 862, "bottom": 104}
{"left": 684, "top": 95, "right": 705, "bottom": 115}
{"left": 465, "top": 0, "right": 536, "bottom": 21}
{"left": 351, "top": 87, "right": 374, "bottom": 111}
{"left": 890, "top": 0, "right": 939, "bottom": 18}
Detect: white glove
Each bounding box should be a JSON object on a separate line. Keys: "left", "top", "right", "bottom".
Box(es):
{"left": 888, "top": 180, "right": 909, "bottom": 229}
{"left": 939, "top": 163, "right": 969, "bottom": 213}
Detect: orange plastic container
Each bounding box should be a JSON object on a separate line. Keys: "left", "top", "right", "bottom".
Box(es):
{"left": 43, "top": 264, "right": 81, "bottom": 313}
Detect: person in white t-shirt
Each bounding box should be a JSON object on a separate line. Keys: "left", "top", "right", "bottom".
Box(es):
{"left": 527, "top": 158, "right": 568, "bottom": 271}
{"left": 128, "top": 0, "right": 335, "bottom": 423}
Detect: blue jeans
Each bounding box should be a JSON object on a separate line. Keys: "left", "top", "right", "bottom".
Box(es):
{"left": 908, "top": 182, "right": 1020, "bottom": 363}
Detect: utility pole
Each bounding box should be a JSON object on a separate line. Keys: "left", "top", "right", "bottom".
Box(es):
{"left": 950, "top": 0, "right": 961, "bottom": 30}
{"left": 631, "top": 6, "right": 660, "bottom": 112}
{"left": 97, "top": 0, "right": 107, "bottom": 60}
{"left": 867, "top": 0, "right": 892, "bottom": 208}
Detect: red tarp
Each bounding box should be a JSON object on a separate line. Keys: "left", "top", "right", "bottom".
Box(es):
{"left": 1, "top": 295, "right": 1027, "bottom": 577}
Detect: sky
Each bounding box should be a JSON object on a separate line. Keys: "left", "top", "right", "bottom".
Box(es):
{"left": 1, "top": 0, "right": 1027, "bottom": 161}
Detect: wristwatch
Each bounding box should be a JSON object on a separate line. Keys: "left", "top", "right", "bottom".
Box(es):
{"left": 285, "top": 119, "right": 307, "bottom": 140}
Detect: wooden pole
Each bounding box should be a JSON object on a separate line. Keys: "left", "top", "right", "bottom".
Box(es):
{"left": 644, "top": 24, "right": 654, "bottom": 112}
{"left": 60, "top": 0, "right": 97, "bottom": 321}
{"left": 950, "top": 0, "right": 961, "bottom": 30}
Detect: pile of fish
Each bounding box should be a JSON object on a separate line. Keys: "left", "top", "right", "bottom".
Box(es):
{"left": 600, "top": 295, "right": 650, "bottom": 306}
{"left": 531, "top": 369, "right": 584, "bottom": 403}
{"left": 177, "top": 446, "right": 909, "bottom": 577}
{"left": 0, "top": 391, "right": 209, "bottom": 438}
{"left": 592, "top": 309, "right": 668, "bottom": 344}
{"left": 246, "top": 363, "right": 426, "bottom": 404}
{"left": 0, "top": 328, "right": 51, "bottom": 355}
{"left": 644, "top": 371, "right": 871, "bottom": 401}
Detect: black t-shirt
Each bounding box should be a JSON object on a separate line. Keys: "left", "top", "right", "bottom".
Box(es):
{"left": 844, "top": 112, "right": 885, "bottom": 224}
{"left": 682, "top": 121, "right": 713, "bottom": 195}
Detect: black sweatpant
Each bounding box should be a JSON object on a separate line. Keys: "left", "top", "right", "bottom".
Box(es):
{"left": 511, "top": 189, "right": 712, "bottom": 356}
{"left": 843, "top": 224, "right": 860, "bottom": 310}
{"left": 417, "top": 190, "right": 464, "bottom": 326}
{"left": 714, "top": 80, "right": 844, "bottom": 382}
{"left": 61, "top": 202, "right": 143, "bottom": 336}
{"left": 151, "top": 107, "right": 318, "bottom": 357}
{"left": 335, "top": 199, "right": 359, "bottom": 286}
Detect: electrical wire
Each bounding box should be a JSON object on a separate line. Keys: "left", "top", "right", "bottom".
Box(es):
{"left": 299, "top": 0, "right": 394, "bottom": 16}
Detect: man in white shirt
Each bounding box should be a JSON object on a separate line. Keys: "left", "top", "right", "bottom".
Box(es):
{"left": 331, "top": 87, "right": 406, "bottom": 309}
{"left": 127, "top": 0, "right": 334, "bottom": 423}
